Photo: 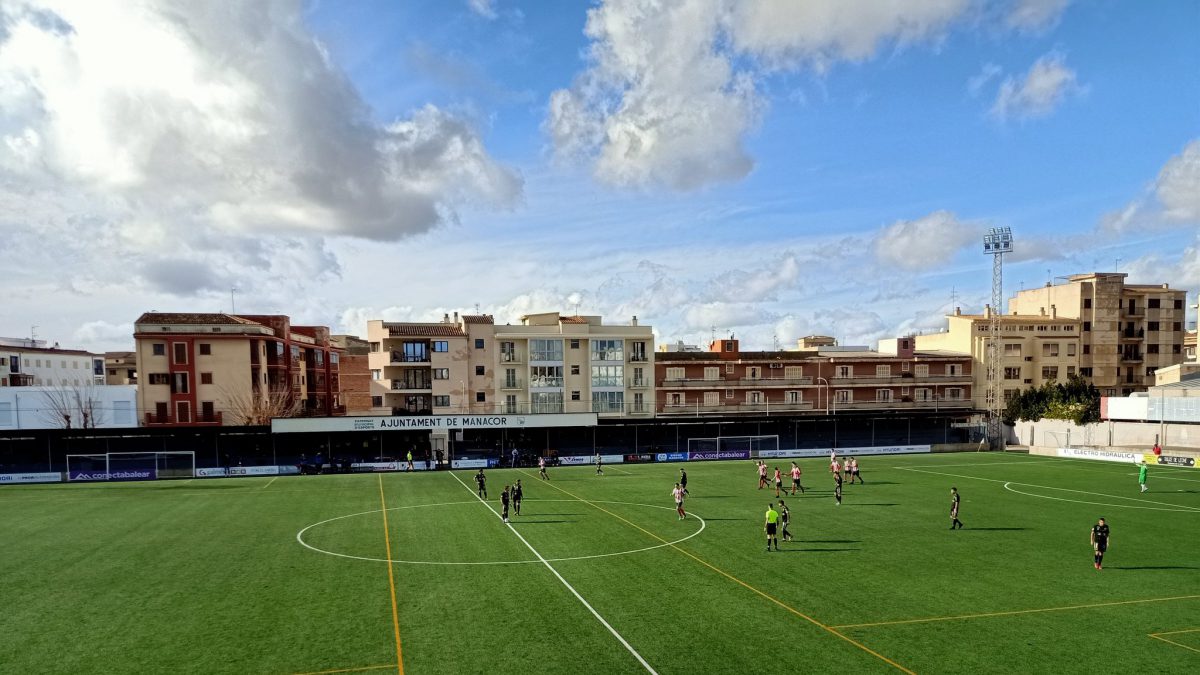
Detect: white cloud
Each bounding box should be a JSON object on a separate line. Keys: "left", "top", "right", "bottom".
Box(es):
{"left": 1155, "top": 139, "right": 1200, "bottom": 223}
{"left": 1005, "top": 0, "right": 1071, "bottom": 32}
{"left": 991, "top": 52, "right": 1081, "bottom": 120}
{"left": 967, "top": 62, "right": 1001, "bottom": 96}
{"left": 873, "top": 210, "right": 983, "bottom": 271}
{"left": 467, "top": 0, "right": 498, "bottom": 20}
{"left": 73, "top": 320, "right": 135, "bottom": 346}
{"left": 683, "top": 302, "right": 773, "bottom": 332}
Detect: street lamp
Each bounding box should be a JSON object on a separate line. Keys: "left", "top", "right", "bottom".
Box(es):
{"left": 460, "top": 380, "right": 466, "bottom": 413}
{"left": 817, "top": 377, "right": 830, "bottom": 415}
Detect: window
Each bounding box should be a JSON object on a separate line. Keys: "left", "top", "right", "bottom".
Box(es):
{"left": 704, "top": 367, "right": 719, "bottom": 380}
{"left": 1080, "top": 367, "right": 1093, "bottom": 377}
{"left": 1173, "top": 344, "right": 1182, "bottom": 354}
{"left": 1147, "top": 344, "right": 1159, "bottom": 354}
{"left": 915, "top": 388, "right": 932, "bottom": 402}
{"left": 945, "top": 388, "right": 963, "bottom": 400}
{"left": 532, "top": 392, "right": 563, "bottom": 413}
{"left": 570, "top": 365, "right": 580, "bottom": 376}
{"left": 171, "top": 372, "right": 189, "bottom": 394}
{"left": 725, "top": 363, "right": 734, "bottom": 373}
{"left": 200, "top": 372, "right": 213, "bottom": 385}
{"left": 1146, "top": 367, "right": 1157, "bottom": 377}
{"left": 1067, "top": 343, "right": 1076, "bottom": 357}
{"left": 1148, "top": 298, "right": 1161, "bottom": 309}
{"left": 1173, "top": 322, "right": 1183, "bottom": 332}
{"left": 475, "top": 365, "right": 485, "bottom": 376}
{"left": 875, "top": 365, "right": 891, "bottom": 377}
{"left": 670, "top": 393, "right": 682, "bottom": 406}
{"left": 914, "top": 364, "right": 929, "bottom": 378}
{"left": 112, "top": 400, "right": 132, "bottom": 425}
{"left": 726, "top": 389, "right": 734, "bottom": 399}
{"left": 1174, "top": 299, "right": 1184, "bottom": 309}
{"left": 1043, "top": 343, "right": 1059, "bottom": 357}
{"left": 1148, "top": 322, "right": 1160, "bottom": 332}
{"left": 400, "top": 342, "right": 427, "bottom": 362}
{"left": 571, "top": 390, "right": 581, "bottom": 401}
{"left": 199, "top": 343, "right": 211, "bottom": 355}
{"left": 148, "top": 373, "right": 169, "bottom": 385}
{"left": 503, "top": 395, "right": 516, "bottom": 413}
{"left": 836, "top": 390, "right": 852, "bottom": 403}
{"left": 432, "top": 341, "right": 448, "bottom": 352}
{"left": 152, "top": 343, "right": 165, "bottom": 356}
{"left": 746, "top": 391, "right": 763, "bottom": 404}
{"left": 591, "top": 339, "right": 623, "bottom": 361}
{"left": 665, "top": 367, "right": 685, "bottom": 381}
{"left": 1083, "top": 321, "right": 1091, "bottom": 332}
{"left": 1037, "top": 325, "right": 1047, "bottom": 332}
{"left": 785, "top": 390, "right": 801, "bottom": 404}
{"left": 175, "top": 401, "right": 190, "bottom": 424}
{"left": 475, "top": 339, "right": 485, "bottom": 349}
{"left": 704, "top": 391, "right": 719, "bottom": 406}
{"left": 1083, "top": 344, "right": 1090, "bottom": 355}
{"left": 946, "top": 364, "right": 960, "bottom": 376}
{"left": 1004, "top": 367, "right": 1021, "bottom": 380}
{"left": 1083, "top": 298, "right": 1092, "bottom": 309}
{"left": 591, "top": 391, "right": 624, "bottom": 413}
{"left": 570, "top": 339, "right": 580, "bottom": 349}
{"left": 876, "top": 389, "right": 893, "bottom": 402}
{"left": 200, "top": 401, "right": 215, "bottom": 421}
{"left": 432, "top": 368, "right": 448, "bottom": 379}
{"left": 1067, "top": 366, "right": 1076, "bottom": 377}
{"left": 837, "top": 365, "right": 852, "bottom": 378}
{"left": 591, "top": 365, "right": 624, "bottom": 387}
{"left": 531, "top": 366, "right": 564, "bottom": 387}
{"left": 1005, "top": 342, "right": 1024, "bottom": 356}
{"left": 723, "top": 341, "right": 735, "bottom": 352}
{"left": 784, "top": 366, "right": 803, "bottom": 379}
{"left": 433, "top": 395, "right": 450, "bottom": 407}
{"left": 370, "top": 342, "right": 380, "bottom": 352}
{"left": 530, "top": 339, "right": 563, "bottom": 361}
{"left": 475, "top": 391, "right": 486, "bottom": 403}
{"left": 371, "top": 396, "right": 383, "bottom": 407}
{"left": 500, "top": 341, "right": 516, "bottom": 361}
{"left": 1042, "top": 366, "right": 1059, "bottom": 380}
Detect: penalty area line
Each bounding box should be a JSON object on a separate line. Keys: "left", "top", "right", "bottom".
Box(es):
{"left": 447, "top": 471, "right": 658, "bottom": 674}
{"left": 833, "top": 594, "right": 1200, "bottom": 630}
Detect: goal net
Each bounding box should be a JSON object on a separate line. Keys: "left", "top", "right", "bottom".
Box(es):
{"left": 66, "top": 452, "right": 196, "bottom": 481}
{"left": 687, "top": 435, "right": 780, "bottom": 454}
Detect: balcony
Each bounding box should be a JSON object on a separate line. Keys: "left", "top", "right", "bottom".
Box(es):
{"left": 500, "top": 378, "right": 523, "bottom": 390}
{"left": 390, "top": 352, "right": 430, "bottom": 364}
{"left": 1121, "top": 328, "right": 1145, "bottom": 340}
{"left": 500, "top": 351, "right": 523, "bottom": 363}
{"left": 1120, "top": 353, "right": 1143, "bottom": 363}
{"left": 144, "top": 411, "right": 223, "bottom": 426}
{"left": 629, "top": 353, "right": 648, "bottom": 362}
{"left": 391, "top": 380, "right": 432, "bottom": 391}
{"left": 657, "top": 401, "right": 815, "bottom": 415}
{"left": 737, "top": 376, "right": 813, "bottom": 386}
{"left": 529, "top": 376, "right": 563, "bottom": 388}
{"left": 628, "top": 377, "right": 649, "bottom": 388}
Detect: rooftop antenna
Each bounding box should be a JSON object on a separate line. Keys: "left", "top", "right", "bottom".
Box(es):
{"left": 1114, "top": 257, "right": 1122, "bottom": 272}
{"left": 30, "top": 325, "right": 38, "bottom": 348}
{"left": 474, "top": 302, "right": 481, "bottom": 314}
{"left": 710, "top": 325, "right": 717, "bottom": 343}
{"left": 231, "top": 286, "right": 237, "bottom": 314}
{"left": 772, "top": 334, "right": 779, "bottom": 350}
{"left": 950, "top": 286, "right": 958, "bottom": 309}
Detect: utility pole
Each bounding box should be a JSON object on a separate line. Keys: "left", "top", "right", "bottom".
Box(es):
{"left": 231, "top": 287, "right": 237, "bottom": 314}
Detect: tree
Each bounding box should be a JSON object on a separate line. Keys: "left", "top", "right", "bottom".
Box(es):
{"left": 220, "top": 385, "right": 301, "bottom": 426}
{"left": 39, "top": 383, "right": 106, "bottom": 429}
{"left": 1003, "top": 374, "right": 1101, "bottom": 426}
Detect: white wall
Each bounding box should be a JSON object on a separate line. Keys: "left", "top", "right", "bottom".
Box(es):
{"left": 0, "top": 385, "right": 138, "bottom": 430}
{"left": 1012, "top": 417, "right": 1200, "bottom": 451}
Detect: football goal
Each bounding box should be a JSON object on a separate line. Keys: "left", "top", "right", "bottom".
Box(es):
{"left": 66, "top": 451, "right": 195, "bottom": 481}
{"left": 686, "top": 435, "right": 780, "bottom": 454}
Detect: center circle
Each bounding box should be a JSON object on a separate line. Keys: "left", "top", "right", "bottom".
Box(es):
{"left": 296, "top": 499, "right": 706, "bottom": 566}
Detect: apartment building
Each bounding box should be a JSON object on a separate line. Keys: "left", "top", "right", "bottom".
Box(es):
{"left": 1009, "top": 273, "right": 1188, "bottom": 395}
{"left": 1184, "top": 330, "right": 1196, "bottom": 361}
{"left": 0, "top": 337, "right": 105, "bottom": 388}
{"left": 366, "top": 311, "right": 655, "bottom": 418}
{"left": 915, "top": 307, "right": 1082, "bottom": 408}
{"left": 104, "top": 351, "right": 138, "bottom": 385}
{"left": 134, "top": 313, "right": 344, "bottom": 427}
{"left": 656, "top": 336, "right": 973, "bottom": 416}
{"left": 331, "top": 335, "right": 372, "bottom": 414}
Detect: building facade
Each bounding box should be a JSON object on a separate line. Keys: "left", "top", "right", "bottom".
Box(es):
{"left": 104, "top": 351, "right": 138, "bottom": 386}
{"left": 0, "top": 338, "right": 105, "bottom": 388}
{"left": 367, "top": 312, "right": 656, "bottom": 418}
{"left": 1009, "top": 273, "right": 1188, "bottom": 395}
{"left": 655, "top": 336, "right": 973, "bottom": 416}
{"left": 331, "top": 335, "right": 372, "bottom": 414}
{"left": 134, "top": 313, "right": 344, "bottom": 427}
{"left": 916, "top": 307, "right": 1083, "bottom": 409}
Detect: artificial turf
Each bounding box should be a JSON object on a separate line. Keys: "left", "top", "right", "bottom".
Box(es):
{"left": 2, "top": 451, "right": 1198, "bottom": 674}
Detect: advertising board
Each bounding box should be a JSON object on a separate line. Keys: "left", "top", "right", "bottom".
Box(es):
{"left": 0, "top": 472, "right": 62, "bottom": 484}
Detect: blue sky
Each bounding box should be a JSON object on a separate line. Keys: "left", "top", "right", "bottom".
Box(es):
{"left": 0, "top": 0, "right": 1196, "bottom": 350}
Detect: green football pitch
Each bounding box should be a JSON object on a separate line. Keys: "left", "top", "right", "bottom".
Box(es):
{"left": 3, "top": 452, "right": 1199, "bottom": 674}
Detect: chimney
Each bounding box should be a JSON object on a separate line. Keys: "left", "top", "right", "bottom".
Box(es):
{"left": 1050, "top": 304, "right": 1057, "bottom": 319}
{"left": 984, "top": 304, "right": 992, "bottom": 318}
{"left": 1039, "top": 307, "right": 1045, "bottom": 316}
{"left": 443, "top": 313, "right": 450, "bottom": 323}
{"left": 954, "top": 306, "right": 961, "bottom": 316}
{"left": 453, "top": 311, "right": 458, "bottom": 323}
{"left": 631, "top": 315, "right": 638, "bottom": 326}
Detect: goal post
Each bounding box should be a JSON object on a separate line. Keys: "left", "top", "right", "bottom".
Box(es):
{"left": 686, "top": 435, "right": 780, "bottom": 455}
{"left": 66, "top": 451, "right": 196, "bottom": 481}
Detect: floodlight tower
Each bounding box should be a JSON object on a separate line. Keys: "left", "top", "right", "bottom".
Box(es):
{"left": 982, "top": 227, "right": 1013, "bottom": 449}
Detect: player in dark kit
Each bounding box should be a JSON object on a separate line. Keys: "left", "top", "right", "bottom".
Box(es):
{"left": 680, "top": 468, "right": 690, "bottom": 496}
{"left": 500, "top": 485, "right": 510, "bottom": 523}
{"left": 834, "top": 471, "right": 843, "bottom": 506}
{"left": 1090, "top": 517, "right": 1110, "bottom": 569}
{"left": 950, "top": 487, "right": 963, "bottom": 529}
{"left": 475, "top": 469, "right": 487, "bottom": 499}
{"left": 778, "top": 499, "right": 792, "bottom": 542}
{"left": 512, "top": 479, "right": 523, "bottom": 516}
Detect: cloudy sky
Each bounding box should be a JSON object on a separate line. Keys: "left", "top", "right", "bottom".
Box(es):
{"left": 1, "top": 0, "right": 1197, "bottom": 352}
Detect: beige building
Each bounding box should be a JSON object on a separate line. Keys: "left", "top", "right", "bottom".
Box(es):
{"left": 916, "top": 307, "right": 1082, "bottom": 408}
{"left": 104, "top": 351, "right": 138, "bottom": 385}
{"left": 366, "top": 311, "right": 655, "bottom": 418}
{"left": 1009, "top": 273, "right": 1188, "bottom": 395}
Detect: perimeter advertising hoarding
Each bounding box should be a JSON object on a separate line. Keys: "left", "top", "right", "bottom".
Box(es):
{"left": 68, "top": 468, "right": 157, "bottom": 482}
{"left": 273, "top": 413, "right": 599, "bottom": 434}
{"left": 0, "top": 472, "right": 62, "bottom": 484}
{"left": 688, "top": 450, "right": 751, "bottom": 461}
{"left": 1056, "top": 448, "right": 1140, "bottom": 463}
{"left": 1157, "top": 455, "right": 1197, "bottom": 468}
{"left": 758, "top": 445, "right": 932, "bottom": 459}
{"left": 559, "top": 454, "right": 625, "bottom": 466}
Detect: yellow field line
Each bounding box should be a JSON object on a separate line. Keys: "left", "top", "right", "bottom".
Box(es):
{"left": 1150, "top": 627, "right": 1200, "bottom": 636}
{"left": 1148, "top": 632, "right": 1200, "bottom": 654}
{"left": 832, "top": 595, "right": 1200, "bottom": 629}
{"left": 377, "top": 474, "right": 405, "bottom": 675}
{"left": 293, "top": 664, "right": 398, "bottom": 675}
{"left": 518, "top": 470, "right": 914, "bottom": 675}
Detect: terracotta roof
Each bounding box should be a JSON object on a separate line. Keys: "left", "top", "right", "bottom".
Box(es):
{"left": 461, "top": 314, "right": 494, "bottom": 325}
{"left": 135, "top": 312, "right": 260, "bottom": 326}
{"left": 560, "top": 316, "right": 589, "bottom": 324}
{"left": 386, "top": 324, "right": 465, "bottom": 337}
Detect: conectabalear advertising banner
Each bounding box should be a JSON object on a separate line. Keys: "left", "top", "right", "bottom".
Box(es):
{"left": 687, "top": 450, "right": 751, "bottom": 461}
{"left": 0, "top": 472, "right": 62, "bottom": 484}
{"left": 68, "top": 468, "right": 157, "bottom": 482}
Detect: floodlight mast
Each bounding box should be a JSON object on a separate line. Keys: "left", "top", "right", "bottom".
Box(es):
{"left": 983, "top": 227, "right": 1013, "bottom": 450}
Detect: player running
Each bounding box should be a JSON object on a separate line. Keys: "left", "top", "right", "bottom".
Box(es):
{"left": 757, "top": 461, "right": 769, "bottom": 489}
{"left": 950, "top": 487, "right": 964, "bottom": 529}
{"left": 500, "top": 485, "right": 510, "bottom": 523}
{"left": 672, "top": 483, "right": 686, "bottom": 520}
{"left": 595, "top": 453, "right": 604, "bottom": 476}
{"left": 1138, "top": 461, "right": 1149, "bottom": 493}
{"left": 789, "top": 462, "right": 805, "bottom": 494}
{"left": 680, "top": 468, "right": 690, "bottom": 496}
{"left": 779, "top": 499, "right": 792, "bottom": 542}
{"left": 834, "top": 471, "right": 843, "bottom": 506}
{"left": 850, "top": 457, "right": 863, "bottom": 484}
{"left": 764, "top": 502, "right": 780, "bottom": 551}
{"left": 475, "top": 468, "right": 488, "bottom": 499}
{"left": 512, "top": 479, "right": 523, "bottom": 516}
{"left": 538, "top": 455, "right": 549, "bottom": 480}
{"left": 1090, "top": 517, "right": 1110, "bottom": 570}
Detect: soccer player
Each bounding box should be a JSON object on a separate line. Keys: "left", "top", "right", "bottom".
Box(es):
{"left": 779, "top": 499, "right": 792, "bottom": 542}
{"left": 511, "top": 447, "right": 519, "bottom": 468}
{"left": 672, "top": 483, "right": 686, "bottom": 520}
{"left": 773, "top": 466, "right": 783, "bottom": 497}
{"left": 500, "top": 485, "right": 510, "bottom": 523}
{"left": 475, "top": 468, "right": 488, "bottom": 499}
{"left": 834, "top": 471, "right": 843, "bottom": 506}
{"left": 1138, "top": 461, "right": 1149, "bottom": 493}
{"left": 850, "top": 457, "right": 863, "bottom": 484}
{"left": 950, "top": 487, "right": 963, "bottom": 529}
{"left": 830, "top": 456, "right": 841, "bottom": 481}
{"left": 406, "top": 449, "right": 414, "bottom": 472}
{"left": 513, "top": 479, "right": 523, "bottom": 516}
{"left": 538, "top": 455, "right": 549, "bottom": 481}
{"left": 764, "top": 502, "right": 780, "bottom": 551}
{"left": 1090, "top": 517, "right": 1110, "bottom": 569}
{"left": 789, "top": 462, "right": 804, "bottom": 494}
{"left": 680, "top": 468, "right": 690, "bottom": 496}
{"left": 595, "top": 453, "right": 604, "bottom": 476}
{"left": 757, "top": 461, "right": 769, "bottom": 489}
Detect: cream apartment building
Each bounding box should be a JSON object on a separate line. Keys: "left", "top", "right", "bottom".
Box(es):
{"left": 1009, "top": 273, "right": 1188, "bottom": 395}
{"left": 915, "top": 306, "right": 1082, "bottom": 408}
{"left": 366, "top": 311, "right": 655, "bottom": 418}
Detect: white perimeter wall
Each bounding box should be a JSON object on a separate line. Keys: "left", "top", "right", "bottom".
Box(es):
{"left": 1012, "top": 417, "right": 1200, "bottom": 451}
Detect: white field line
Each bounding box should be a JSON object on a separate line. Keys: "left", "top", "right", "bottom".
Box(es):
{"left": 448, "top": 471, "right": 657, "bottom": 674}
{"left": 262, "top": 477, "right": 279, "bottom": 490}
{"left": 896, "top": 467, "right": 1200, "bottom": 512}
